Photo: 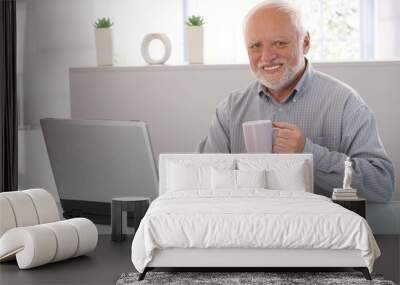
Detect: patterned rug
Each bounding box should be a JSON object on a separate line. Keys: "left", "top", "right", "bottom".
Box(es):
{"left": 116, "top": 271, "right": 396, "bottom": 285}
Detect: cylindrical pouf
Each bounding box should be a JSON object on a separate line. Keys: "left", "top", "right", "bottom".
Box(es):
{"left": 64, "top": 218, "right": 98, "bottom": 257}
{"left": 0, "top": 218, "right": 97, "bottom": 269}
{"left": 0, "top": 196, "right": 17, "bottom": 237}
{"left": 23, "top": 189, "right": 60, "bottom": 223}
{"left": 1, "top": 192, "right": 39, "bottom": 227}
{"left": 42, "top": 221, "right": 79, "bottom": 262}
{"left": 0, "top": 226, "right": 57, "bottom": 269}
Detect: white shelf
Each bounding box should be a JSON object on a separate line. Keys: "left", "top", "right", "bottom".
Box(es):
{"left": 69, "top": 59, "right": 400, "bottom": 73}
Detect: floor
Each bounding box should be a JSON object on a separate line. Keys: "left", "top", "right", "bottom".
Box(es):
{"left": 1, "top": 234, "right": 398, "bottom": 285}
{"left": 0, "top": 235, "right": 133, "bottom": 285}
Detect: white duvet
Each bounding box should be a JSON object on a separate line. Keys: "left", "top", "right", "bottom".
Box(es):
{"left": 131, "top": 190, "right": 380, "bottom": 273}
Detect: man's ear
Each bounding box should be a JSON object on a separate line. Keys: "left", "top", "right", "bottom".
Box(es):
{"left": 303, "top": 32, "right": 310, "bottom": 54}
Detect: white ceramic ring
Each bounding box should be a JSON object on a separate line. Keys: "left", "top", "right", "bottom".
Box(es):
{"left": 141, "top": 33, "right": 171, "bottom": 65}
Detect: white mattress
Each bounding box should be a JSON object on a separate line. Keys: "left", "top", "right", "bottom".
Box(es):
{"left": 131, "top": 190, "right": 380, "bottom": 273}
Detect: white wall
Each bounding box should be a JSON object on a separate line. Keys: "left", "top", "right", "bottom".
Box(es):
{"left": 17, "top": 0, "right": 184, "bottom": 127}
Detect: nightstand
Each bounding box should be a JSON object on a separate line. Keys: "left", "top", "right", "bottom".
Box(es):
{"left": 332, "top": 198, "right": 366, "bottom": 218}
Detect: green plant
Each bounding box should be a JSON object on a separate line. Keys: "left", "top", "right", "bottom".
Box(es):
{"left": 186, "top": 15, "right": 205, "bottom": 26}
{"left": 94, "top": 17, "right": 113, "bottom": 29}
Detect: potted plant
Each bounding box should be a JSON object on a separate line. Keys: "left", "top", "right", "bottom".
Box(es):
{"left": 94, "top": 17, "right": 114, "bottom": 66}
{"left": 186, "top": 15, "right": 205, "bottom": 64}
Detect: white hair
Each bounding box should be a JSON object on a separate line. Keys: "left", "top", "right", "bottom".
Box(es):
{"left": 243, "top": 0, "right": 306, "bottom": 38}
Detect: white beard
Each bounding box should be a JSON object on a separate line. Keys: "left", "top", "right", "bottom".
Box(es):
{"left": 256, "top": 57, "right": 305, "bottom": 92}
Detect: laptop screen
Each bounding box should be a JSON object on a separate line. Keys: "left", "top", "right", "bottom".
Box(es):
{"left": 41, "top": 118, "right": 158, "bottom": 224}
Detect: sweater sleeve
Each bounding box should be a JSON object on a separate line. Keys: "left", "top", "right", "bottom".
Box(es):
{"left": 303, "top": 102, "right": 395, "bottom": 202}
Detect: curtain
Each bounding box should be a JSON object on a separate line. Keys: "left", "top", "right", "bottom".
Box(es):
{"left": 0, "top": 0, "right": 17, "bottom": 192}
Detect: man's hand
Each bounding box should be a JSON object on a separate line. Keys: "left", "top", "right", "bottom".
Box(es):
{"left": 272, "top": 122, "right": 305, "bottom": 153}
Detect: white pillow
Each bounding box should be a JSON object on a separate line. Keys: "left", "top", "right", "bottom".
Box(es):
{"left": 167, "top": 163, "right": 208, "bottom": 191}
{"left": 237, "top": 158, "right": 308, "bottom": 192}
{"left": 211, "top": 168, "right": 267, "bottom": 190}
{"left": 267, "top": 164, "right": 306, "bottom": 191}
{"left": 211, "top": 168, "right": 236, "bottom": 189}
{"left": 236, "top": 169, "right": 267, "bottom": 189}
{"left": 166, "top": 159, "right": 235, "bottom": 191}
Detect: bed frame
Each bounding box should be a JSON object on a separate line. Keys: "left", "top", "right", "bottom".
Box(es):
{"left": 141, "top": 248, "right": 370, "bottom": 280}
{"left": 138, "top": 154, "right": 371, "bottom": 281}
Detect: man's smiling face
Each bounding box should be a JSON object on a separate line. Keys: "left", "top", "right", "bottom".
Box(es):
{"left": 245, "top": 7, "right": 309, "bottom": 92}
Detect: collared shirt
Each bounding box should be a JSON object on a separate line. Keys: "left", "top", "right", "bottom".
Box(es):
{"left": 199, "top": 61, "right": 394, "bottom": 202}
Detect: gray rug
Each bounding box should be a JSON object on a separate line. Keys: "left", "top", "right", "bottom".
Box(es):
{"left": 116, "top": 271, "right": 396, "bottom": 285}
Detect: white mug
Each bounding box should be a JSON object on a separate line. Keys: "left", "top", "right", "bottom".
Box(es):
{"left": 242, "top": 120, "right": 278, "bottom": 153}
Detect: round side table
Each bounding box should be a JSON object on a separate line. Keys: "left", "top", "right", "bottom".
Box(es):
{"left": 111, "top": 197, "right": 150, "bottom": 242}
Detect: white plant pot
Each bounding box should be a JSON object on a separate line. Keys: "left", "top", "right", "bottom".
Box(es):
{"left": 186, "top": 26, "right": 204, "bottom": 64}
{"left": 95, "top": 28, "right": 113, "bottom": 66}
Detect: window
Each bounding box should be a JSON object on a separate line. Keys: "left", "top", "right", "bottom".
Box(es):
{"left": 185, "top": 0, "right": 377, "bottom": 63}
{"left": 300, "top": 0, "right": 364, "bottom": 60}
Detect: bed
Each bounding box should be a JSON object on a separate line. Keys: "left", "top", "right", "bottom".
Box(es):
{"left": 131, "top": 154, "right": 380, "bottom": 280}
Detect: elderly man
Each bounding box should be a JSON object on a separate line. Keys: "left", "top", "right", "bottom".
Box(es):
{"left": 198, "top": 0, "right": 394, "bottom": 202}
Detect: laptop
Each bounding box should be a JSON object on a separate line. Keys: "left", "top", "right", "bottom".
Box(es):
{"left": 40, "top": 118, "right": 158, "bottom": 224}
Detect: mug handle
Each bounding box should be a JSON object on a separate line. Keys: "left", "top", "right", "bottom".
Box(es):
{"left": 272, "top": 128, "right": 279, "bottom": 141}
